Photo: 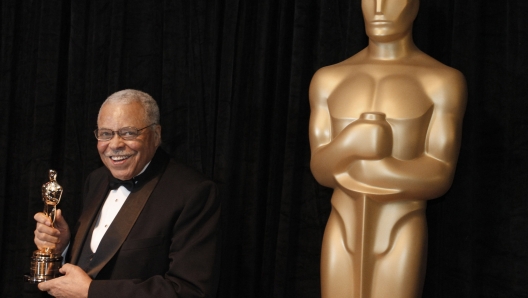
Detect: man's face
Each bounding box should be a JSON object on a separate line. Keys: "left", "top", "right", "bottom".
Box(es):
{"left": 97, "top": 101, "right": 161, "bottom": 180}
{"left": 362, "top": 0, "right": 418, "bottom": 41}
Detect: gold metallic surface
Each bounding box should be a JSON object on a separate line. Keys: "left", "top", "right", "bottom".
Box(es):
{"left": 25, "top": 170, "right": 64, "bottom": 283}
{"left": 41, "top": 169, "right": 63, "bottom": 227}
{"left": 308, "top": 0, "right": 467, "bottom": 297}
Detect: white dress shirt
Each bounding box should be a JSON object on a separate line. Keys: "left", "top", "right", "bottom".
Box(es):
{"left": 90, "top": 163, "right": 150, "bottom": 253}
{"left": 90, "top": 186, "right": 131, "bottom": 252}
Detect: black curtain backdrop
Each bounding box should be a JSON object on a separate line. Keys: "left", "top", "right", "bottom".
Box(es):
{"left": 1, "top": 0, "right": 527, "bottom": 297}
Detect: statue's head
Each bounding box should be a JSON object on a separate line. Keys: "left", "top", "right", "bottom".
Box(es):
{"left": 42, "top": 169, "right": 63, "bottom": 205}
{"left": 362, "top": 0, "right": 419, "bottom": 41}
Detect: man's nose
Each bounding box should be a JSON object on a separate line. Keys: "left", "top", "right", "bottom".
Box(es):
{"left": 107, "top": 133, "right": 125, "bottom": 149}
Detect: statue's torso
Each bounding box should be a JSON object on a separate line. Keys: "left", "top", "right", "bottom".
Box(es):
{"left": 328, "top": 64, "right": 435, "bottom": 160}
{"left": 322, "top": 63, "right": 439, "bottom": 254}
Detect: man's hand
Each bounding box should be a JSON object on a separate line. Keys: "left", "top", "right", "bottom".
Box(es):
{"left": 38, "top": 264, "right": 91, "bottom": 298}
{"left": 34, "top": 209, "right": 70, "bottom": 254}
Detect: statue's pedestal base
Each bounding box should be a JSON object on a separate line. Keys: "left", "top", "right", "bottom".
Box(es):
{"left": 24, "top": 250, "right": 63, "bottom": 284}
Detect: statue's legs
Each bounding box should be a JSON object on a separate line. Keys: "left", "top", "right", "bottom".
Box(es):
{"left": 321, "top": 189, "right": 427, "bottom": 298}
{"left": 321, "top": 207, "right": 356, "bottom": 297}
{"left": 370, "top": 211, "right": 427, "bottom": 298}
{"left": 321, "top": 190, "right": 359, "bottom": 298}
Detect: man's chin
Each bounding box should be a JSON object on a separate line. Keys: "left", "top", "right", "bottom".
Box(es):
{"left": 109, "top": 171, "right": 134, "bottom": 180}
{"left": 105, "top": 164, "right": 135, "bottom": 180}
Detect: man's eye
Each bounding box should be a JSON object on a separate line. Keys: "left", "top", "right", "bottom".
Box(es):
{"left": 121, "top": 130, "right": 137, "bottom": 137}
{"left": 99, "top": 131, "right": 112, "bottom": 138}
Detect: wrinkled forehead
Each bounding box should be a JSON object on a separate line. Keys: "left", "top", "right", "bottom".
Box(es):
{"left": 97, "top": 101, "right": 148, "bottom": 127}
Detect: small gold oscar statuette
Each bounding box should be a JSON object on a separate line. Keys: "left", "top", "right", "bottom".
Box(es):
{"left": 25, "top": 169, "right": 64, "bottom": 283}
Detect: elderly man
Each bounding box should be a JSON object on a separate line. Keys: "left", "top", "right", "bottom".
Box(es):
{"left": 33, "top": 89, "right": 220, "bottom": 297}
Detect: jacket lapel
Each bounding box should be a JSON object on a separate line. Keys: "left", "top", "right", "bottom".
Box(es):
{"left": 70, "top": 185, "right": 108, "bottom": 265}
{"left": 84, "top": 172, "right": 161, "bottom": 278}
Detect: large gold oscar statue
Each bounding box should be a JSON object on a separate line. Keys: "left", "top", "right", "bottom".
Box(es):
{"left": 309, "top": 0, "right": 467, "bottom": 297}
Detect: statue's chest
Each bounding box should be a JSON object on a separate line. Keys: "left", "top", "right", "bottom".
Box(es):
{"left": 327, "top": 72, "right": 433, "bottom": 120}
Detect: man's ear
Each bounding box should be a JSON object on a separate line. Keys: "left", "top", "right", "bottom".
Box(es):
{"left": 154, "top": 125, "right": 162, "bottom": 146}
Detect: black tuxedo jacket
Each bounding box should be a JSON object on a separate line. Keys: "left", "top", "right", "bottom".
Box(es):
{"left": 69, "top": 149, "right": 220, "bottom": 298}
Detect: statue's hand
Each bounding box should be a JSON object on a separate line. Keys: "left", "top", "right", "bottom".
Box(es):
{"left": 335, "top": 113, "right": 393, "bottom": 161}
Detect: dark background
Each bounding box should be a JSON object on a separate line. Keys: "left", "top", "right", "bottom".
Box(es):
{"left": 1, "top": 0, "right": 527, "bottom": 297}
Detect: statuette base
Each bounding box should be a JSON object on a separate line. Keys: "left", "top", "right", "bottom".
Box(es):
{"left": 24, "top": 250, "right": 63, "bottom": 283}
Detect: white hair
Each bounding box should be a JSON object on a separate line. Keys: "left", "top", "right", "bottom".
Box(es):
{"left": 99, "top": 89, "right": 160, "bottom": 125}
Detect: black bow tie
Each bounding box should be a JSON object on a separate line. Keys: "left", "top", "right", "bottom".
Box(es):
{"left": 108, "top": 177, "right": 136, "bottom": 191}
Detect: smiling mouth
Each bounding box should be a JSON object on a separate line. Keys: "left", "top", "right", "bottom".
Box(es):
{"left": 110, "top": 155, "right": 131, "bottom": 162}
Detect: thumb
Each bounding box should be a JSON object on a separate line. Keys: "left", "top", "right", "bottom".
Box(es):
{"left": 59, "top": 263, "right": 72, "bottom": 275}
{"left": 54, "top": 209, "right": 68, "bottom": 229}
